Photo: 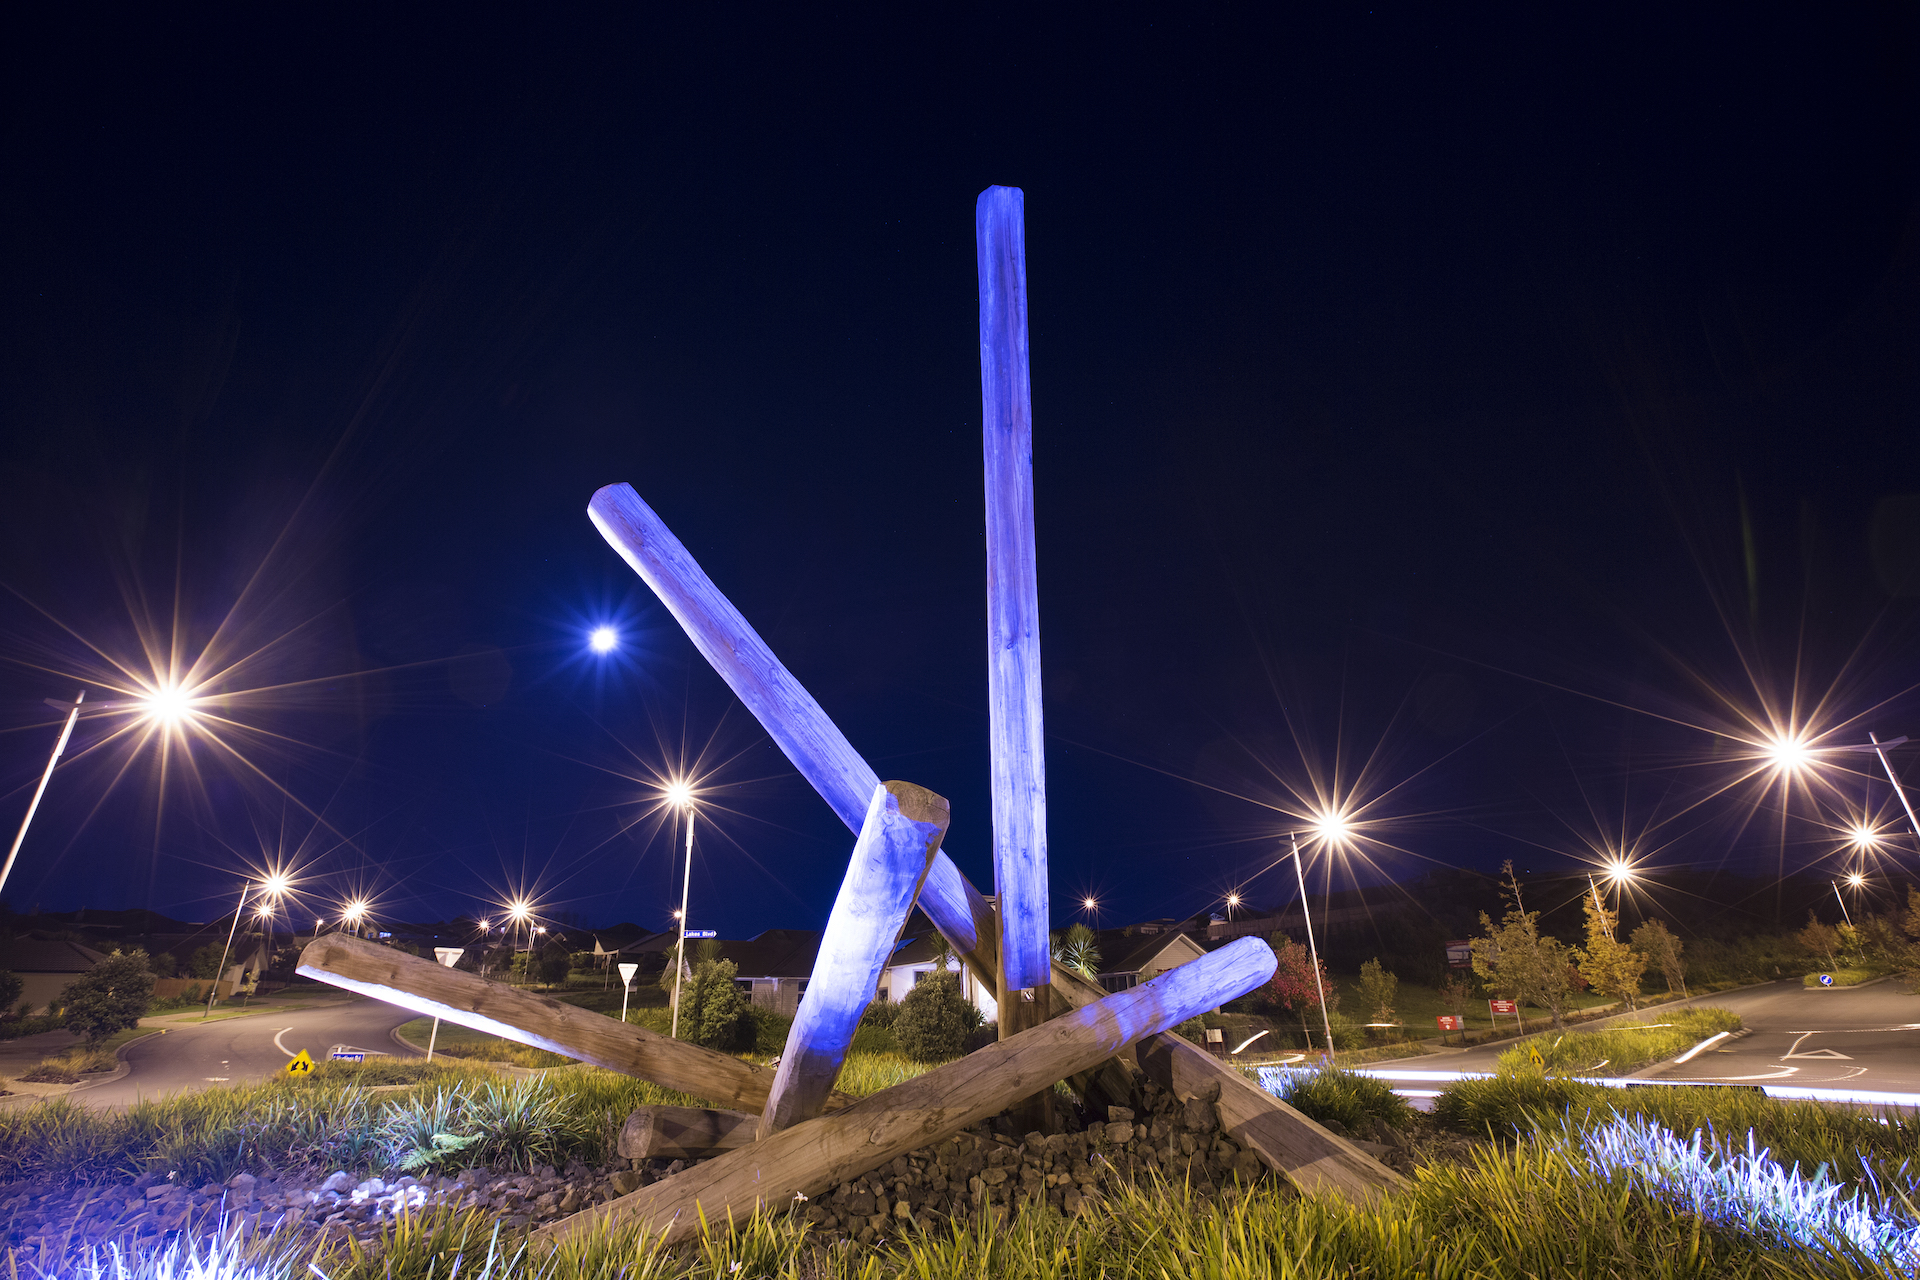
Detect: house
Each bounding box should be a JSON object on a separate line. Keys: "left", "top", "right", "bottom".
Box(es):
{"left": 663, "top": 929, "right": 823, "bottom": 1018}
{"left": 0, "top": 938, "right": 109, "bottom": 1015}
{"left": 1091, "top": 928, "right": 1210, "bottom": 994}
{"left": 877, "top": 934, "right": 997, "bottom": 1019}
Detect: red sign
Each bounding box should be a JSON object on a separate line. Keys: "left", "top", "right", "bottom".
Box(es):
{"left": 1435, "top": 1015, "right": 1464, "bottom": 1031}
{"left": 1488, "top": 999, "right": 1518, "bottom": 1015}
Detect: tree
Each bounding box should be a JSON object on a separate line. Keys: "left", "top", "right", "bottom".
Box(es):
{"left": 1470, "top": 899, "right": 1577, "bottom": 1032}
{"left": 679, "top": 958, "right": 754, "bottom": 1051}
{"left": 1577, "top": 892, "right": 1645, "bottom": 1010}
{"left": 1630, "top": 919, "right": 1687, "bottom": 997}
{"left": 60, "top": 949, "right": 155, "bottom": 1044}
{"left": 188, "top": 944, "right": 228, "bottom": 980}
{"left": 894, "top": 969, "right": 971, "bottom": 1061}
{"left": 0, "top": 971, "right": 21, "bottom": 1017}
{"left": 1356, "top": 958, "right": 1398, "bottom": 1025}
{"left": 1050, "top": 924, "right": 1101, "bottom": 981}
{"left": 1268, "top": 936, "right": 1338, "bottom": 1049}
{"left": 1797, "top": 913, "right": 1840, "bottom": 969}
{"left": 539, "top": 940, "right": 571, "bottom": 989}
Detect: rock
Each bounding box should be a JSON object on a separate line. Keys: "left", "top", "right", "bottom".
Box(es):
{"left": 1103, "top": 1121, "right": 1134, "bottom": 1145}
{"left": 893, "top": 1200, "right": 911, "bottom": 1220}
{"left": 558, "top": 1186, "right": 581, "bottom": 1213}
{"left": 1106, "top": 1107, "right": 1135, "bottom": 1123}
{"left": 318, "top": 1171, "right": 355, "bottom": 1194}
{"left": 144, "top": 1186, "right": 175, "bottom": 1201}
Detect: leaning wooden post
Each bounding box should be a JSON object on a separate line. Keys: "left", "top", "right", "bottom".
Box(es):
{"left": 759, "top": 781, "right": 949, "bottom": 1138}
{"left": 537, "top": 936, "right": 1280, "bottom": 1247}
{"left": 295, "top": 933, "right": 853, "bottom": 1113}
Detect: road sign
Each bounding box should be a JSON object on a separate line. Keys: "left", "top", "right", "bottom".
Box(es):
{"left": 1435, "top": 1015, "right": 1464, "bottom": 1031}
{"left": 1527, "top": 1045, "right": 1545, "bottom": 1070}
{"left": 330, "top": 1051, "right": 365, "bottom": 1063}
{"left": 434, "top": 947, "right": 465, "bottom": 968}
{"left": 1818, "top": 973, "right": 1835, "bottom": 986}
{"left": 283, "top": 1049, "right": 316, "bottom": 1077}
{"left": 1489, "top": 999, "right": 1518, "bottom": 1015}
{"left": 684, "top": 929, "right": 717, "bottom": 939}
{"left": 618, "top": 962, "right": 639, "bottom": 989}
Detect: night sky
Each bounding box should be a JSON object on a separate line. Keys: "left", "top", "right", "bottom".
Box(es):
{"left": 2, "top": 9, "right": 1915, "bottom": 941}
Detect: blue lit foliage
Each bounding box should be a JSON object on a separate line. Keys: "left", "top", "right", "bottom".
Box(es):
{"left": 1573, "top": 1114, "right": 1920, "bottom": 1266}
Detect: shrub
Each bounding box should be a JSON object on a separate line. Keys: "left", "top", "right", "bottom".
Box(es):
{"left": 894, "top": 970, "right": 970, "bottom": 1061}
{"left": 187, "top": 943, "right": 228, "bottom": 980}
{"left": 1266, "top": 1066, "right": 1412, "bottom": 1132}
{"left": 0, "top": 971, "right": 23, "bottom": 1015}
{"left": 859, "top": 998, "right": 900, "bottom": 1030}
{"left": 679, "top": 959, "right": 754, "bottom": 1051}
{"left": 1356, "top": 958, "right": 1398, "bottom": 1025}
{"left": 60, "top": 949, "right": 155, "bottom": 1044}
{"left": 1492, "top": 1008, "right": 1742, "bottom": 1077}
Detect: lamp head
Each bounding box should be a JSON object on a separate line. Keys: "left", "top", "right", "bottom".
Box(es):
{"left": 664, "top": 780, "right": 695, "bottom": 810}
{"left": 1765, "top": 735, "right": 1813, "bottom": 771}
{"left": 589, "top": 626, "right": 618, "bottom": 654}
{"left": 260, "top": 873, "right": 291, "bottom": 899}
{"left": 1847, "top": 872, "right": 1866, "bottom": 888}
{"left": 1311, "top": 811, "right": 1352, "bottom": 842}
{"left": 141, "top": 684, "right": 194, "bottom": 725}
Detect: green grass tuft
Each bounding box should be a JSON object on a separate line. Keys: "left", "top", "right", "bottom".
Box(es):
{"left": 1266, "top": 1066, "right": 1414, "bottom": 1132}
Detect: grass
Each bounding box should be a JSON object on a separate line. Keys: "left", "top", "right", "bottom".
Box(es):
{"left": 1432, "top": 1073, "right": 1920, "bottom": 1191}
{"left": 17, "top": 1045, "right": 120, "bottom": 1083}
{"left": 1805, "top": 968, "right": 1881, "bottom": 987}
{"left": 395, "top": 1019, "right": 577, "bottom": 1069}
{"left": 1263, "top": 1065, "right": 1414, "bottom": 1133}
{"left": 1491, "top": 1007, "right": 1743, "bottom": 1076}
{"left": 42, "top": 1117, "right": 1920, "bottom": 1278}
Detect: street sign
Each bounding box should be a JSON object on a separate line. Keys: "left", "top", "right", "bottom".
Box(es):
{"left": 1444, "top": 940, "right": 1472, "bottom": 969}
{"left": 1489, "top": 999, "right": 1518, "bottom": 1015}
{"left": 434, "top": 947, "right": 465, "bottom": 968}
{"left": 684, "top": 929, "right": 717, "bottom": 939}
{"left": 1435, "top": 1015, "right": 1464, "bottom": 1031}
{"left": 1527, "top": 1045, "right": 1545, "bottom": 1070}
{"left": 283, "top": 1049, "right": 316, "bottom": 1077}
{"left": 618, "top": 962, "right": 639, "bottom": 990}
{"left": 330, "top": 1051, "right": 365, "bottom": 1063}
{"left": 1818, "top": 973, "right": 1834, "bottom": 986}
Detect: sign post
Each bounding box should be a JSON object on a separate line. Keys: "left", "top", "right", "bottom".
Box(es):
{"left": 426, "top": 947, "right": 465, "bottom": 1061}
{"left": 1435, "top": 1014, "right": 1464, "bottom": 1045}
{"left": 619, "top": 961, "right": 639, "bottom": 1024}
{"left": 1488, "top": 998, "right": 1519, "bottom": 1035}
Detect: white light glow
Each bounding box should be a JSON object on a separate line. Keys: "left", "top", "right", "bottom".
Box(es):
{"left": 1847, "top": 872, "right": 1866, "bottom": 888}
{"left": 1765, "top": 735, "right": 1813, "bottom": 771}
{"left": 1312, "top": 811, "right": 1352, "bottom": 841}
{"left": 260, "top": 873, "right": 291, "bottom": 899}
{"left": 664, "top": 780, "right": 694, "bottom": 809}
{"left": 508, "top": 900, "right": 532, "bottom": 923}
{"left": 142, "top": 684, "right": 194, "bottom": 724}
{"left": 1604, "top": 859, "right": 1633, "bottom": 883}
{"left": 589, "top": 626, "right": 618, "bottom": 654}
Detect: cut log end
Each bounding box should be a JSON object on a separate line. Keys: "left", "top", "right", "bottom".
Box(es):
{"left": 881, "top": 780, "right": 950, "bottom": 829}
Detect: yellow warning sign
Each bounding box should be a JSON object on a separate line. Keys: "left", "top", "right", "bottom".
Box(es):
{"left": 284, "top": 1049, "right": 316, "bottom": 1077}
{"left": 1526, "top": 1046, "right": 1545, "bottom": 1071}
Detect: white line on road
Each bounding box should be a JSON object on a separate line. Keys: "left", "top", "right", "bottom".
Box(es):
{"left": 272, "top": 1027, "right": 297, "bottom": 1058}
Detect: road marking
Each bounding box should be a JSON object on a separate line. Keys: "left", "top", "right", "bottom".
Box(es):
{"left": 203, "top": 1077, "right": 229, "bottom": 1082}
{"left": 1784, "top": 1032, "right": 1853, "bottom": 1060}
{"left": 272, "top": 1027, "right": 298, "bottom": 1058}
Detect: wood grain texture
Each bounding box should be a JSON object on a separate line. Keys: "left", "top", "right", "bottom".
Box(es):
{"left": 294, "top": 933, "right": 851, "bottom": 1113}
{"left": 536, "top": 937, "right": 1279, "bottom": 1247}
{"left": 760, "top": 781, "right": 949, "bottom": 1139}
{"left": 977, "top": 183, "right": 1050, "bottom": 993}
{"left": 618, "top": 1107, "right": 758, "bottom": 1162}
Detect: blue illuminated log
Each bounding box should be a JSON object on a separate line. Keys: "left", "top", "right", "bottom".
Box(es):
{"left": 587, "top": 482, "right": 1001, "bottom": 985}
{"left": 759, "top": 781, "right": 949, "bottom": 1138}
{"left": 538, "top": 936, "right": 1281, "bottom": 1246}
{"left": 977, "top": 184, "right": 1052, "bottom": 995}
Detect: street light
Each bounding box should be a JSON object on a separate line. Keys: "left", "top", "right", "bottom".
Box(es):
{"left": 341, "top": 900, "right": 368, "bottom": 937}
{"left": 203, "top": 871, "right": 290, "bottom": 1019}
{"left": 666, "top": 781, "right": 697, "bottom": 1040}
{"left": 1287, "top": 831, "right": 1337, "bottom": 1062}
{"left": 589, "top": 626, "right": 619, "bottom": 654}
{"left": 0, "top": 690, "right": 86, "bottom": 900}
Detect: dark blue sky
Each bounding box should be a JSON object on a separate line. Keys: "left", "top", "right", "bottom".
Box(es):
{"left": 1, "top": 7, "right": 1916, "bottom": 939}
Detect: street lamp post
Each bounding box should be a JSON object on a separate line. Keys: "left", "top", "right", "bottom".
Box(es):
{"left": 1288, "top": 832, "right": 1337, "bottom": 1062}
{"left": 0, "top": 690, "right": 85, "bottom": 900}
{"left": 1830, "top": 879, "right": 1855, "bottom": 928}
{"left": 669, "top": 789, "right": 696, "bottom": 1040}
{"left": 203, "top": 880, "right": 253, "bottom": 1019}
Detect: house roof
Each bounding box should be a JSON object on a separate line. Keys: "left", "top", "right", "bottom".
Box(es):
{"left": 591, "top": 923, "right": 653, "bottom": 951}
{"left": 0, "top": 938, "right": 110, "bottom": 974}
{"left": 1092, "top": 928, "right": 1206, "bottom": 976}
{"left": 710, "top": 929, "right": 821, "bottom": 980}
{"left": 887, "top": 934, "right": 955, "bottom": 968}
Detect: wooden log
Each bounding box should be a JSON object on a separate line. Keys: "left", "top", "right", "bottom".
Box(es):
{"left": 977, "top": 184, "right": 1051, "bottom": 997}
{"left": 294, "top": 933, "right": 851, "bottom": 1114}
{"left": 1044, "top": 946, "right": 1405, "bottom": 1200}
{"left": 1134, "top": 1034, "right": 1407, "bottom": 1203}
{"left": 760, "top": 781, "right": 949, "bottom": 1139}
{"left": 587, "top": 482, "right": 1000, "bottom": 987}
{"left": 618, "top": 1106, "right": 757, "bottom": 1162}
{"left": 536, "top": 936, "right": 1279, "bottom": 1247}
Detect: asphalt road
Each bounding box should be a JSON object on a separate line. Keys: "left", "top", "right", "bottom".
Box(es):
{"left": 73, "top": 995, "right": 421, "bottom": 1106}
{"left": 1403, "top": 978, "right": 1920, "bottom": 1094}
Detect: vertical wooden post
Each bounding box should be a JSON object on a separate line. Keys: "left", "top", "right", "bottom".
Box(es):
{"left": 978, "top": 184, "right": 1051, "bottom": 1127}
{"left": 758, "top": 781, "right": 948, "bottom": 1138}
